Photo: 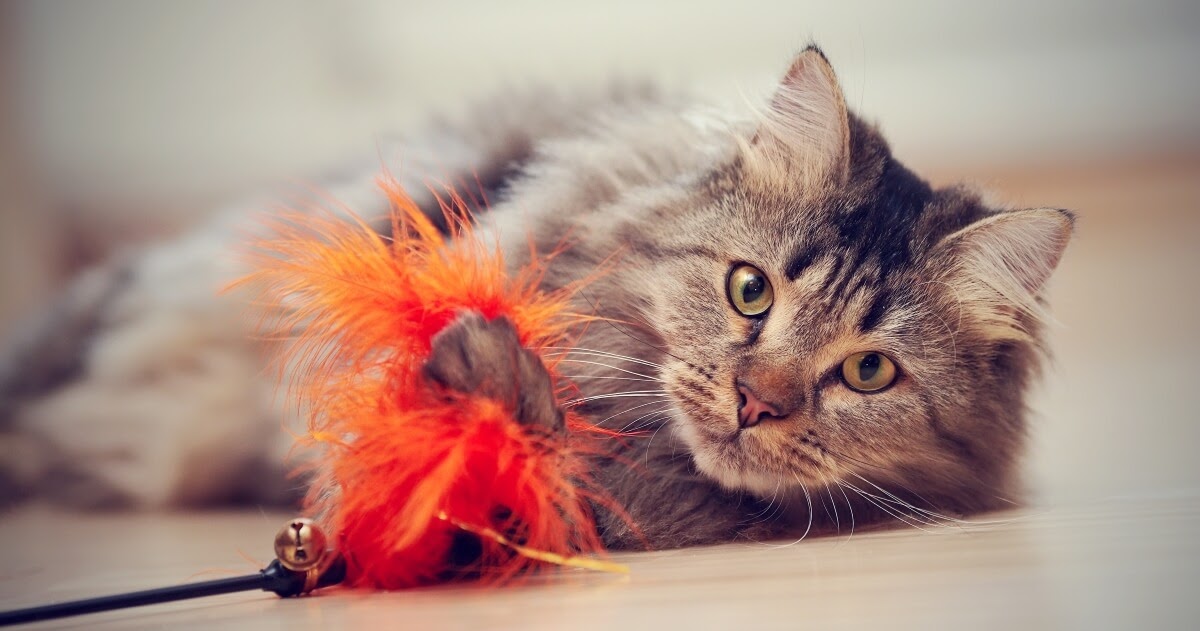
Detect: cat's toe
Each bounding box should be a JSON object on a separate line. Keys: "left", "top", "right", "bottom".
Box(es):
{"left": 423, "top": 311, "right": 521, "bottom": 401}
{"left": 422, "top": 311, "right": 562, "bottom": 431}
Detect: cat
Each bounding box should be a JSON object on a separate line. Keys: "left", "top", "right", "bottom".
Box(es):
{"left": 0, "top": 47, "right": 1072, "bottom": 550}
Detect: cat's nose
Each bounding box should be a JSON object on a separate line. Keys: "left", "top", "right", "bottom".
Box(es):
{"left": 736, "top": 382, "right": 784, "bottom": 428}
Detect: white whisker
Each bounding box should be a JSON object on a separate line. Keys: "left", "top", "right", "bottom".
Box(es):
{"left": 558, "top": 374, "right": 663, "bottom": 384}
{"left": 542, "top": 346, "right": 664, "bottom": 369}
{"left": 600, "top": 401, "right": 671, "bottom": 432}
{"left": 823, "top": 484, "right": 841, "bottom": 536}
{"left": 839, "top": 479, "right": 939, "bottom": 533}
{"left": 833, "top": 480, "right": 857, "bottom": 542}
{"left": 554, "top": 359, "right": 659, "bottom": 381}
{"left": 799, "top": 479, "right": 814, "bottom": 541}
{"left": 746, "top": 478, "right": 783, "bottom": 524}
{"left": 844, "top": 470, "right": 969, "bottom": 527}
{"left": 762, "top": 476, "right": 813, "bottom": 549}
{"left": 622, "top": 413, "right": 671, "bottom": 434}
{"left": 643, "top": 418, "right": 675, "bottom": 462}
{"left": 564, "top": 390, "right": 669, "bottom": 406}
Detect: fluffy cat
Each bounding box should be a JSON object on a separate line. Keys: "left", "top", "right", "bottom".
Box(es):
{"left": 0, "top": 47, "right": 1072, "bottom": 549}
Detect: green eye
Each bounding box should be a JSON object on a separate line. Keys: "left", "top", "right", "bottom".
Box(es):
{"left": 727, "top": 264, "right": 773, "bottom": 316}
{"left": 841, "top": 352, "right": 898, "bottom": 392}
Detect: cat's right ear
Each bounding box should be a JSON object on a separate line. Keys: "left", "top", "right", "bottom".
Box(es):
{"left": 932, "top": 207, "right": 1075, "bottom": 340}
{"left": 746, "top": 46, "right": 852, "bottom": 188}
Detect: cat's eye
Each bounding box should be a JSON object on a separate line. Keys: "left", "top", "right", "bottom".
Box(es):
{"left": 841, "top": 351, "right": 897, "bottom": 393}
{"left": 727, "top": 264, "right": 774, "bottom": 316}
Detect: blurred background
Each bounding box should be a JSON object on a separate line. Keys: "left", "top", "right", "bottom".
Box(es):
{"left": 0, "top": 0, "right": 1198, "bottom": 507}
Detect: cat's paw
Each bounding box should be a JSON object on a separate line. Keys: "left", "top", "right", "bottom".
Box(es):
{"left": 422, "top": 311, "right": 563, "bottom": 432}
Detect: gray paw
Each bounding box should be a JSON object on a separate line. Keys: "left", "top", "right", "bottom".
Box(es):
{"left": 422, "top": 312, "right": 563, "bottom": 432}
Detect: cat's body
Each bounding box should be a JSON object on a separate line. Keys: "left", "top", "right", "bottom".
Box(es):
{"left": 0, "top": 49, "right": 1072, "bottom": 549}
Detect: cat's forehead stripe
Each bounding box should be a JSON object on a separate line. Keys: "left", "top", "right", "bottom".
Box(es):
{"left": 859, "top": 289, "right": 892, "bottom": 333}
{"left": 830, "top": 158, "right": 933, "bottom": 272}
{"left": 784, "top": 245, "right": 818, "bottom": 281}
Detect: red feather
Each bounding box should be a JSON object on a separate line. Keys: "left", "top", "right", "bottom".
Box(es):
{"left": 240, "top": 176, "right": 620, "bottom": 588}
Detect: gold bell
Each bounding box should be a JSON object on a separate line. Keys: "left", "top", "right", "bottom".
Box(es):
{"left": 273, "top": 518, "right": 328, "bottom": 572}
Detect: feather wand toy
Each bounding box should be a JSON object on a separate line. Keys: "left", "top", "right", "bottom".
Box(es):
{"left": 0, "top": 519, "right": 345, "bottom": 626}
{"left": 0, "top": 176, "right": 625, "bottom": 625}
{"left": 247, "top": 175, "right": 624, "bottom": 588}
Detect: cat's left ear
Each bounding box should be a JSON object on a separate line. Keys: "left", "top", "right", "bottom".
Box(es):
{"left": 933, "top": 208, "right": 1075, "bottom": 333}
{"left": 748, "top": 46, "right": 852, "bottom": 186}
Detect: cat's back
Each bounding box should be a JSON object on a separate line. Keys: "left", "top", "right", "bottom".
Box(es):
{"left": 480, "top": 87, "right": 746, "bottom": 279}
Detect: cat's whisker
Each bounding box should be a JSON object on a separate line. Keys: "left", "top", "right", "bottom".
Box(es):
{"left": 620, "top": 409, "right": 672, "bottom": 433}
{"left": 832, "top": 470, "right": 946, "bottom": 528}
{"left": 844, "top": 470, "right": 968, "bottom": 527}
{"left": 832, "top": 480, "right": 857, "bottom": 541}
{"left": 847, "top": 471, "right": 1031, "bottom": 528}
{"left": 816, "top": 480, "right": 833, "bottom": 521}
{"left": 604, "top": 403, "right": 672, "bottom": 427}
{"left": 760, "top": 475, "right": 813, "bottom": 549}
{"left": 819, "top": 446, "right": 941, "bottom": 512}
{"left": 575, "top": 288, "right": 690, "bottom": 367}
{"left": 826, "top": 456, "right": 980, "bottom": 530}
{"left": 642, "top": 414, "right": 677, "bottom": 462}
{"left": 558, "top": 375, "right": 663, "bottom": 384}
{"left": 821, "top": 480, "right": 841, "bottom": 537}
{"left": 821, "top": 481, "right": 849, "bottom": 545}
{"left": 745, "top": 478, "right": 784, "bottom": 525}
{"left": 553, "top": 359, "right": 660, "bottom": 381}
{"left": 916, "top": 279, "right": 963, "bottom": 367}
{"left": 840, "top": 468, "right": 1015, "bottom": 529}
{"left": 850, "top": 486, "right": 944, "bottom": 528}
{"left": 595, "top": 399, "right": 670, "bottom": 425}
{"left": 838, "top": 479, "right": 940, "bottom": 533}
{"left": 605, "top": 402, "right": 673, "bottom": 433}
{"left": 564, "top": 390, "right": 669, "bottom": 407}
{"left": 839, "top": 480, "right": 922, "bottom": 530}
{"left": 818, "top": 444, "right": 956, "bottom": 521}
{"left": 541, "top": 346, "right": 665, "bottom": 370}
{"left": 798, "top": 479, "right": 814, "bottom": 542}
{"left": 825, "top": 463, "right": 1032, "bottom": 532}
{"left": 622, "top": 413, "right": 671, "bottom": 434}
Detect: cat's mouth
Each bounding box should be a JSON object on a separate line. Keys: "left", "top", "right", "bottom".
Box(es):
{"left": 675, "top": 407, "right": 827, "bottom": 495}
{"left": 691, "top": 440, "right": 806, "bottom": 495}
{"left": 663, "top": 373, "right": 826, "bottom": 492}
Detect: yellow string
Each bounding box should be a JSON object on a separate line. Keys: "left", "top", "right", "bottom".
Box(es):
{"left": 437, "top": 511, "right": 629, "bottom": 574}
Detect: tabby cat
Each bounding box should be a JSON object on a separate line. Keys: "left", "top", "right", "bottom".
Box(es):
{"left": 0, "top": 47, "right": 1072, "bottom": 549}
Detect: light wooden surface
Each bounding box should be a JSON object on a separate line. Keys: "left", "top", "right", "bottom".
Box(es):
{"left": 1, "top": 496, "right": 1197, "bottom": 630}
{"left": 1, "top": 156, "right": 1198, "bottom": 629}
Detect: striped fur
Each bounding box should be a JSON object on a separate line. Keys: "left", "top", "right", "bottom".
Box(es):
{"left": 0, "top": 49, "right": 1072, "bottom": 550}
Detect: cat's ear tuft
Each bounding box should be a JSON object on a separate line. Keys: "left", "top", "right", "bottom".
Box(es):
{"left": 747, "top": 46, "right": 851, "bottom": 187}
{"left": 945, "top": 208, "right": 1074, "bottom": 295}
{"left": 935, "top": 208, "right": 1075, "bottom": 338}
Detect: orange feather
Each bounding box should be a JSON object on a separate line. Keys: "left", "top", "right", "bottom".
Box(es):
{"left": 240, "top": 176, "right": 618, "bottom": 588}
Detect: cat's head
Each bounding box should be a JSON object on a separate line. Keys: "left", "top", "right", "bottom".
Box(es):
{"left": 644, "top": 47, "right": 1073, "bottom": 511}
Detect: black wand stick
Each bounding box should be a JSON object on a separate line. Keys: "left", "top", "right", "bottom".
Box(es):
{"left": 0, "top": 519, "right": 345, "bottom": 627}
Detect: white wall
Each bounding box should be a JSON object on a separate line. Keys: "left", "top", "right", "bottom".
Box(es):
{"left": 10, "top": 0, "right": 1199, "bottom": 218}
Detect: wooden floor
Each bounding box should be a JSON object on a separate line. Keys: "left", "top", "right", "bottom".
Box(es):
{"left": 2, "top": 155, "right": 1198, "bottom": 629}
{"left": 2, "top": 495, "right": 1198, "bottom": 630}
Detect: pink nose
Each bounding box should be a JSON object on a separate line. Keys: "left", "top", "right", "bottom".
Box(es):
{"left": 737, "top": 383, "right": 783, "bottom": 428}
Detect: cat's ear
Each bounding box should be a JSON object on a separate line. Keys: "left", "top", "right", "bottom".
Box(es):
{"left": 934, "top": 208, "right": 1075, "bottom": 337}
{"left": 748, "top": 46, "right": 851, "bottom": 186}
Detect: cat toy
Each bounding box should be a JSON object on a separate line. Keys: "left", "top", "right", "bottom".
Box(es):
{"left": 0, "top": 518, "right": 345, "bottom": 626}
{"left": 247, "top": 175, "right": 621, "bottom": 589}
{"left": 0, "top": 176, "right": 624, "bottom": 625}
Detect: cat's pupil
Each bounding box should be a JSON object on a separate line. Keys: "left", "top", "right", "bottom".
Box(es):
{"left": 742, "top": 276, "right": 764, "bottom": 303}
{"left": 858, "top": 353, "right": 881, "bottom": 381}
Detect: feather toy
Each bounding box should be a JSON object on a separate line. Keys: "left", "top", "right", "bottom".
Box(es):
{"left": 0, "top": 175, "right": 628, "bottom": 626}
{"left": 241, "top": 175, "right": 625, "bottom": 589}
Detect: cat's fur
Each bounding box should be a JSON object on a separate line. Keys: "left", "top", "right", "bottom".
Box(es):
{"left": 0, "top": 48, "right": 1072, "bottom": 549}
